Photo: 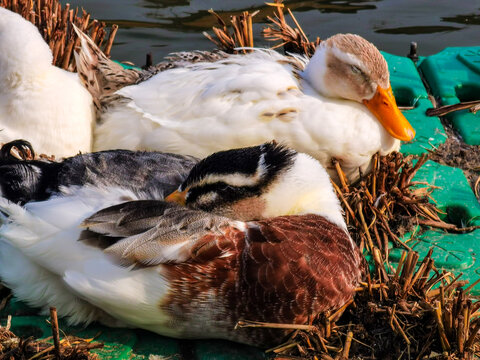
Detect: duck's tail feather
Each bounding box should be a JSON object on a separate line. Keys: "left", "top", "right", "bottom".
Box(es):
{"left": 0, "top": 240, "right": 105, "bottom": 326}
{"left": 72, "top": 24, "right": 143, "bottom": 109}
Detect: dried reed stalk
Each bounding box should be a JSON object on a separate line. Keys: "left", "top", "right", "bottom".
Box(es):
{"left": 263, "top": 0, "right": 320, "bottom": 57}
{"left": 333, "top": 152, "right": 480, "bottom": 259}
{"left": 204, "top": 1, "right": 320, "bottom": 56}
{"left": 0, "top": 0, "right": 118, "bottom": 71}
{"left": 203, "top": 9, "right": 258, "bottom": 54}
{"left": 427, "top": 100, "right": 480, "bottom": 117}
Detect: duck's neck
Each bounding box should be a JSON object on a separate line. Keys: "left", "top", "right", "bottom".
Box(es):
{"left": 301, "top": 44, "right": 330, "bottom": 97}
{"left": 261, "top": 153, "right": 347, "bottom": 231}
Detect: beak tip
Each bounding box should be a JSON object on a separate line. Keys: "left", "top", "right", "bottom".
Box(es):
{"left": 403, "top": 127, "right": 416, "bottom": 141}
{"left": 364, "top": 86, "right": 416, "bottom": 143}
{"left": 408, "top": 129, "right": 416, "bottom": 140}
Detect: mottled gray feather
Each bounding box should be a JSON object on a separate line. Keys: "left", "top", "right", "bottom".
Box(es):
{"left": 0, "top": 143, "right": 198, "bottom": 205}
{"left": 81, "top": 200, "right": 236, "bottom": 266}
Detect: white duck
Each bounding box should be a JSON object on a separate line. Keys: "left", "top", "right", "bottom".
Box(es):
{"left": 0, "top": 8, "right": 94, "bottom": 158}
{"left": 75, "top": 28, "right": 414, "bottom": 183}
{"left": 0, "top": 143, "right": 363, "bottom": 346}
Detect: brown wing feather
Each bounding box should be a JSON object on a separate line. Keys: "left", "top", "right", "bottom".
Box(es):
{"left": 161, "top": 214, "right": 363, "bottom": 346}
{"left": 81, "top": 201, "right": 362, "bottom": 346}
{"left": 244, "top": 215, "right": 363, "bottom": 316}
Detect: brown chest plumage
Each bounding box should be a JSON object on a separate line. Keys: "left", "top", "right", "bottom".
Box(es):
{"left": 160, "top": 214, "right": 363, "bottom": 347}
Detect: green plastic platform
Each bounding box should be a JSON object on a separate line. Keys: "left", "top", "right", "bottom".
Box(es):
{"left": 384, "top": 52, "right": 447, "bottom": 155}
{"left": 419, "top": 46, "right": 480, "bottom": 145}
{"left": 389, "top": 161, "right": 480, "bottom": 293}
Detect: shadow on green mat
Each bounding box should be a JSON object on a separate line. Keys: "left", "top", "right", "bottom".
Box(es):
{"left": 1, "top": 299, "right": 266, "bottom": 360}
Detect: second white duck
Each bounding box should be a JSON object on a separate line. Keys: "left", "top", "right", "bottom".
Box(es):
{"left": 76, "top": 30, "right": 415, "bottom": 183}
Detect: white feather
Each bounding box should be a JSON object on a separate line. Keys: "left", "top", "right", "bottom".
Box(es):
{"left": 262, "top": 153, "right": 347, "bottom": 231}
{"left": 0, "top": 8, "right": 94, "bottom": 158}
{"left": 0, "top": 241, "right": 118, "bottom": 325}
{"left": 0, "top": 186, "right": 177, "bottom": 332}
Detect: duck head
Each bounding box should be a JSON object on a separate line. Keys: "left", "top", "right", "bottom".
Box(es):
{"left": 302, "top": 33, "right": 415, "bottom": 142}
{"left": 166, "top": 142, "right": 346, "bottom": 229}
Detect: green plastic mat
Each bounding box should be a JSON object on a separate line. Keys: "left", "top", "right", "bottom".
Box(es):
{"left": 384, "top": 51, "right": 447, "bottom": 155}
{"left": 389, "top": 160, "right": 480, "bottom": 293}
{"left": 419, "top": 46, "right": 480, "bottom": 145}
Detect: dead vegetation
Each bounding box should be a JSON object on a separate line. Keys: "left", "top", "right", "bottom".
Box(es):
{"left": 427, "top": 101, "right": 480, "bottom": 118}
{"left": 0, "top": 308, "right": 103, "bottom": 360}
{"left": 204, "top": 1, "right": 320, "bottom": 56}
{"left": 0, "top": 0, "right": 118, "bottom": 71}
{"left": 203, "top": 9, "right": 257, "bottom": 54}
{"left": 262, "top": 1, "right": 320, "bottom": 57}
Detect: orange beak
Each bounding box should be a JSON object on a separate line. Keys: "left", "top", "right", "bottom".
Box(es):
{"left": 363, "top": 85, "right": 415, "bottom": 141}
{"left": 164, "top": 188, "right": 188, "bottom": 206}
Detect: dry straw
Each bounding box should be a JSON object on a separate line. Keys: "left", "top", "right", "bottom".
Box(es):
{"left": 0, "top": 308, "right": 103, "bottom": 359}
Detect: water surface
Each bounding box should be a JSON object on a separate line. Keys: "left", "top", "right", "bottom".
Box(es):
{"left": 66, "top": 0, "right": 480, "bottom": 65}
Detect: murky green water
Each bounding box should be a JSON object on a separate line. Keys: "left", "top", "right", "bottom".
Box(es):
{"left": 65, "top": 0, "right": 480, "bottom": 66}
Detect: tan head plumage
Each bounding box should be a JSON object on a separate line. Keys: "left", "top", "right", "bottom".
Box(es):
{"left": 325, "top": 33, "right": 389, "bottom": 89}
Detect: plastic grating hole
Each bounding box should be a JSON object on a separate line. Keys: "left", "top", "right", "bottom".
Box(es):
{"left": 455, "top": 84, "right": 480, "bottom": 102}
{"left": 445, "top": 205, "right": 471, "bottom": 228}
{"left": 393, "top": 87, "right": 417, "bottom": 107}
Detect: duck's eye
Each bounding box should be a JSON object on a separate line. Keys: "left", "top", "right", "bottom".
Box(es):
{"left": 350, "top": 65, "right": 362, "bottom": 74}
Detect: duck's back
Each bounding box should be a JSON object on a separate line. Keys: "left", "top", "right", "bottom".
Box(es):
{"left": 0, "top": 146, "right": 198, "bottom": 204}
{"left": 94, "top": 50, "right": 306, "bottom": 155}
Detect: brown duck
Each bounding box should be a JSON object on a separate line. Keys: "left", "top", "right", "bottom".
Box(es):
{"left": 0, "top": 142, "right": 363, "bottom": 346}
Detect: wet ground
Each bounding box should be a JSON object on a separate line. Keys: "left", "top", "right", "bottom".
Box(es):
{"left": 64, "top": 0, "right": 480, "bottom": 66}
